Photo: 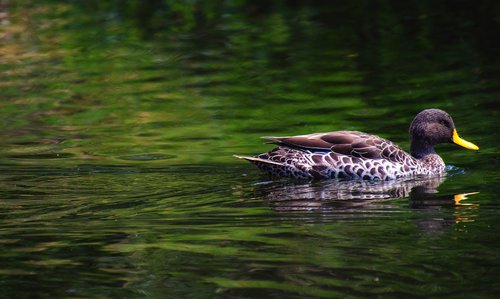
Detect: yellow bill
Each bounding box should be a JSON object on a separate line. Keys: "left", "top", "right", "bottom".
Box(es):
{"left": 452, "top": 129, "right": 479, "bottom": 150}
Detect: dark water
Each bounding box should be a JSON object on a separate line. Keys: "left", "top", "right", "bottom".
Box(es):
{"left": 1, "top": 1, "right": 500, "bottom": 298}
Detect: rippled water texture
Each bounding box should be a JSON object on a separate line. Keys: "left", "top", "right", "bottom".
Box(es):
{"left": 1, "top": 1, "right": 499, "bottom": 298}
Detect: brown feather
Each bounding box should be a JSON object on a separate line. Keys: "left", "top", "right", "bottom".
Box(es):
{"left": 262, "top": 131, "right": 408, "bottom": 164}
{"left": 330, "top": 144, "right": 353, "bottom": 155}
{"left": 320, "top": 133, "right": 356, "bottom": 145}
{"left": 262, "top": 136, "right": 332, "bottom": 150}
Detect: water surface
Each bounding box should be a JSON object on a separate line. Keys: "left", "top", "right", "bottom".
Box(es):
{"left": 1, "top": 1, "right": 499, "bottom": 298}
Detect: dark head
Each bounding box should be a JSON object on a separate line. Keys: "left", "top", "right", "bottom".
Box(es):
{"left": 409, "top": 109, "right": 479, "bottom": 158}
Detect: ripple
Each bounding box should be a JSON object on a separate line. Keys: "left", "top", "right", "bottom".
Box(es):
{"left": 117, "top": 153, "right": 176, "bottom": 161}
{"left": 445, "top": 164, "right": 466, "bottom": 176}
{"left": 9, "top": 153, "right": 74, "bottom": 159}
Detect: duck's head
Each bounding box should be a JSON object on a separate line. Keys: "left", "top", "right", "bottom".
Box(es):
{"left": 409, "top": 109, "right": 479, "bottom": 158}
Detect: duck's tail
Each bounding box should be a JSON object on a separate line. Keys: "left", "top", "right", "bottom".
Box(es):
{"left": 234, "top": 154, "right": 313, "bottom": 179}
{"left": 233, "top": 155, "right": 284, "bottom": 166}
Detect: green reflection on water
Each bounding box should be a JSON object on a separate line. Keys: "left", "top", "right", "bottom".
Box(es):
{"left": 1, "top": 0, "right": 499, "bottom": 298}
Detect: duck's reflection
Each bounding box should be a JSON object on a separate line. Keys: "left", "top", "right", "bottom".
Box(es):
{"left": 255, "top": 176, "right": 447, "bottom": 209}
{"left": 249, "top": 176, "right": 479, "bottom": 232}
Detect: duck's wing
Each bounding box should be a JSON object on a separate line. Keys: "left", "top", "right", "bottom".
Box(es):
{"left": 263, "top": 131, "right": 409, "bottom": 163}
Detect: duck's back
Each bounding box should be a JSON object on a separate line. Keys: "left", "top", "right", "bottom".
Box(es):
{"left": 238, "top": 131, "right": 440, "bottom": 180}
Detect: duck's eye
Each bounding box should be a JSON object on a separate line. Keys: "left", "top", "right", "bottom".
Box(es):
{"left": 439, "top": 119, "right": 449, "bottom": 127}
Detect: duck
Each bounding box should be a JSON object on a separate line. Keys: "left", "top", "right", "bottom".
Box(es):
{"left": 235, "top": 109, "right": 479, "bottom": 180}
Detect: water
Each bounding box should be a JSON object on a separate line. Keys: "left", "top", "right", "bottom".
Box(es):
{"left": 1, "top": 1, "right": 499, "bottom": 298}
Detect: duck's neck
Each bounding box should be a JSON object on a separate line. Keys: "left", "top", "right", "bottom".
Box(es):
{"left": 410, "top": 140, "right": 437, "bottom": 159}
